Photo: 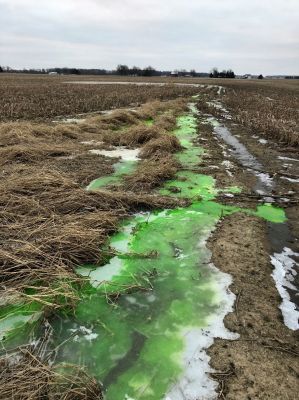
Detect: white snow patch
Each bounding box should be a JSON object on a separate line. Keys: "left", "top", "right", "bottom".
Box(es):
{"left": 255, "top": 172, "right": 273, "bottom": 188}
{"left": 221, "top": 160, "right": 233, "bottom": 169}
{"left": 258, "top": 139, "right": 268, "bottom": 144}
{"left": 280, "top": 176, "right": 299, "bottom": 183}
{"left": 166, "top": 263, "right": 238, "bottom": 400}
{"left": 81, "top": 140, "right": 104, "bottom": 145}
{"left": 278, "top": 156, "right": 299, "bottom": 162}
{"left": 270, "top": 247, "right": 299, "bottom": 330}
{"left": 89, "top": 147, "right": 140, "bottom": 161}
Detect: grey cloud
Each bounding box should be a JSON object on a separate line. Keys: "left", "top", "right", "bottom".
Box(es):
{"left": 0, "top": 0, "right": 298, "bottom": 74}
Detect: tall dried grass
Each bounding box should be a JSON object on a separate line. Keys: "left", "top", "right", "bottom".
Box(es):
{"left": 197, "top": 84, "right": 299, "bottom": 147}
{"left": 0, "top": 74, "right": 199, "bottom": 121}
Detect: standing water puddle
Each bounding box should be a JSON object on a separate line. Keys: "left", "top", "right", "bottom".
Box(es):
{"left": 207, "top": 116, "right": 274, "bottom": 195}
{"left": 1, "top": 105, "right": 287, "bottom": 399}
{"left": 87, "top": 148, "right": 140, "bottom": 190}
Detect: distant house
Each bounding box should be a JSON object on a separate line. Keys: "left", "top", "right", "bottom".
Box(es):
{"left": 48, "top": 72, "right": 58, "bottom": 76}
{"left": 170, "top": 71, "right": 178, "bottom": 77}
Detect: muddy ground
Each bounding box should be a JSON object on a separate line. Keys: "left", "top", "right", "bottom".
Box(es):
{"left": 200, "top": 115, "right": 299, "bottom": 399}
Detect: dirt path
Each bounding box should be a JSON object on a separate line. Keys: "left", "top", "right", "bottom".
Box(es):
{"left": 198, "top": 110, "right": 299, "bottom": 399}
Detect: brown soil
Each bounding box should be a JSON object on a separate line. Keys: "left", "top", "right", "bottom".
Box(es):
{"left": 207, "top": 213, "right": 298, "bottom": 400}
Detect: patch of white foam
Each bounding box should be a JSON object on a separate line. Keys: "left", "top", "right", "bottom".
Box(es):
{"left": 89, "top": 147, "right": 140, "bottom": 161}
{"left": 270, "top": 247, "right": 299, "bottom": 330}
{"left": 70, "top": 326, "right": 98, "bottom": 342}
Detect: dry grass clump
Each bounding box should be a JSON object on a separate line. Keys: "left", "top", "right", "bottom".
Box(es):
{"left": 153, "top": 113, "right": 177, "bottom": 131}
{"left": 137, "top": 98, "right": 189, "bottom": 120}
{"left": 0, "top": 346, "right": 102, "bottom": 399}
{"left": 83, "top": 110, "right": 140, "bottom": 133}
{"left": 124, "top": 156, "right": 179, "bottom": 192}
{"left": 0, "top": 122, "right": 79, "bottom": 147}
{"left": 1, "top": 211, "right": 119, "bottom": 279}
{"left": 140, "top": 133, "right": 182, "bottom": 158}
{"left": 101, "top": 109, "right": 140, "bottom": 126}
{"left": 101, "top": 124, "right": 160, "bottom": 147}
{"left": 45, "top": 153, "right": 115, "bottom": 186}
{"left": 0, "top": 144, "right": 74, "bottom": 165}
{"left": 122, "top": 125, "right": 160, "bottom": 146}
{"left": 0, "top": 121, "right": 81, "bottom": 167}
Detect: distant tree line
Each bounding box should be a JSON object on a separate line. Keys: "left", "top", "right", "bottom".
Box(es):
{"left": 1, "top": 65, "right": 297, "bottom": 79}
{"left": 209, "top": 68, "right": 235, "bottom": 78}
{"left": 0, "top": 65, "right": 208, "bottom": 77}
{"left": 115, "top": 65, "right": 209, "bottom": 77}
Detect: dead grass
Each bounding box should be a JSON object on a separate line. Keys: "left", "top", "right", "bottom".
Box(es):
{"left": 140, "top": 133, "right": 182, "bottom": 158}
{"left": 0, "top": 144, "right": 74, "bottom": 165}
{"left": 0, "top": 74, "right": 199, "bottom": 121}
{"left": 100, "top": 124, "right": 160, "bottom": 147}
{"left": 0, "top": 344, "right": 102, "bottom": 399}
{"left": 0, "top": 122, "right": 79, "bottom": 146}
{"left": 45, "top": 153, "right": 115, "bottom": 186}
{"left": 124, "top": 155, "right": 179, "bottom": 192}
{"left": 196, "top": 83, "right": 299, "bottom": 147}
{"left": 1, "top": 167, "right": 188, "bottom": 293}
{"left": 223, "top": 87, "right": 299, "bottom": 146}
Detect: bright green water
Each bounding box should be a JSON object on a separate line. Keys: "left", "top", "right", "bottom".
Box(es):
{"left": 0, "top": 107, "right": 286, "bottom": 399}
{"left": 87, "top": 160, "right": 137, "bottom": 190}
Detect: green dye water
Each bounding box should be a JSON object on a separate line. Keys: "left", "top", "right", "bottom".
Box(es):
{"left": 145, "top": 118, "right": 154, "bottom": 126}
{"left": 87, "top": 119, "right": 154, "bottom": 190}
{"left": 0, "top": 106, "right": 286, "bottom": 399}
{"left": 87, "top": 160, "right": 137, "bottom": 190}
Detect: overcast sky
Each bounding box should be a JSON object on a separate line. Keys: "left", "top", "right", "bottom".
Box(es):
{"left": 0, "top": 0, "right": 298, "bottom": 74}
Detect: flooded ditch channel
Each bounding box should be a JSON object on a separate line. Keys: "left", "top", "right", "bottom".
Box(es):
{"left": 0, "top": 103, "right": 291, "bottom": 399}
